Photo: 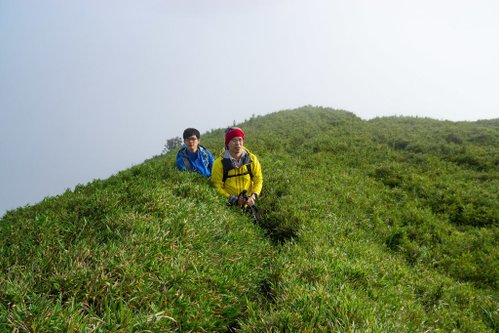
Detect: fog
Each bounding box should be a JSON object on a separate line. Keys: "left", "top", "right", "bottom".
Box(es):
{"left": 1, "top": 0, "right": 498, "bottom": 214}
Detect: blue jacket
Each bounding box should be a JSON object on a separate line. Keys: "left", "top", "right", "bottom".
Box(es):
{"left": 176, "top": 145, "right": 214, "bottom": 177}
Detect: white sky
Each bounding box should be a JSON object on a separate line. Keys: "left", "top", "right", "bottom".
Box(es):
{"left": 1, "top": 0, "right": 498, "bottom": 214}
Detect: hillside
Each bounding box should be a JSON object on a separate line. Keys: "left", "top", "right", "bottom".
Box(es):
{"left": 1, "top": 106, "right": 498, "bottom": 332}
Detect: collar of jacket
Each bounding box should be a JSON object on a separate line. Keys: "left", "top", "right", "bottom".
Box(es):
{"left": 222, "top": 148, "right": 251, "bottom": 168}
{"left": 179, "top": 145, "right": 206, "bottom": 157}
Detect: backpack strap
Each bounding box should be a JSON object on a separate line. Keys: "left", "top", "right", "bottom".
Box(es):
{"left": 222, "top": 158, "right": 232, "bottom": 183}
{"left": 222, "top": 158, "right": 253, "bottom": 183}
{"left": 181, "top": 157, "right": 192, "bottom": 170}
{"left": 178, "top": 147, "right": 193, "bottom": 171}
{"left": 199, "top": 146, "right": 210, "bottom": 167}
{"left": 246, "top": 163, "right": 253, "bottom": 179}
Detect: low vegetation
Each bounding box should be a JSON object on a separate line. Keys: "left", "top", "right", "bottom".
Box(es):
{"left": 1, "top": 106, "right": 497, "bottom": 332}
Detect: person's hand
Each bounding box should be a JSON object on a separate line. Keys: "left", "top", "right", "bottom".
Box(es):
{"left": 237, "top": 195, "right": 247, "bottom": 207}
{"left": 246, "top": 193, "right": 257, "bottom": 207}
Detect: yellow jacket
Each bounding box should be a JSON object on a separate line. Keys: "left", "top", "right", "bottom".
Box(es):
{"left": 211, "top": 147, "right": 263, "bottom": 198}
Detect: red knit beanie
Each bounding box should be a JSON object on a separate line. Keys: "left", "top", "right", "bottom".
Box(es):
{"left": 225, "top": 127, "right": 245, "bottom": 146}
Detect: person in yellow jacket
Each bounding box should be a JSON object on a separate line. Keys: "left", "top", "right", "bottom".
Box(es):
{"left": 211, "top": 127, "right": 263, "bottom": 207}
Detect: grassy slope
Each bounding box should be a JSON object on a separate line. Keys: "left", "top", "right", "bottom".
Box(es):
{"left": 239, "top": 108, "right": 498, "bottom": 332}
{"left": 0, "top": 159, "right": 274, "bottom": 331}
{"left": 1, "top": 106, "right": 497, "bottom": 332}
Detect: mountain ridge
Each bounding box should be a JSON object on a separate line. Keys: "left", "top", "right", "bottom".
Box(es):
{"left": 1, "top": 106, "right": 497, "bottom": 331}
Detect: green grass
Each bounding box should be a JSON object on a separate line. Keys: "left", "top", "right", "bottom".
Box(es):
{"left": 1, "top": 158, "right": 274, "bottom": 332}
{"left": 1, "top": 106, "right": 498, "bottom": 332}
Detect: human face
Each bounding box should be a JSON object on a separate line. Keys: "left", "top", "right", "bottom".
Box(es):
{"left": 184, "top": 135, "right": 199, "bottom": 153}
{"left": 228, "top": 136, "right": 244, "bottom": 158}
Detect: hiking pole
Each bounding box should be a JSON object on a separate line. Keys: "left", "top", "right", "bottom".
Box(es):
{"left": 239, "top": 190, "right": 262, "bottom": 224}
{"left": 247, "top": 204, "right": 261, "bottom": 224}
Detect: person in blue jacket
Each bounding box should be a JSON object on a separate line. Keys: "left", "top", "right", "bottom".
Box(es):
{"left": 176, "top": 128, "right": 214, "bottom": 177}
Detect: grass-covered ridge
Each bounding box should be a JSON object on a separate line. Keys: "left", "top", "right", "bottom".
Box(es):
{"left": 1, "top": 106, "right": 498, "bottom": 332}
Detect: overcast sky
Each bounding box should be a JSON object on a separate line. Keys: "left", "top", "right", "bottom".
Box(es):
{"left": 1, "top": 0, "right": 498, "bottom": 215}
